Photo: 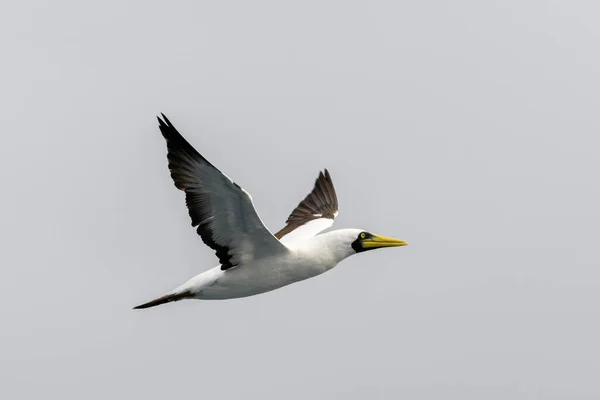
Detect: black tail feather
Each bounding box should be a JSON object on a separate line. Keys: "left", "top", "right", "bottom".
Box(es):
{"left": 133, "top": 291, "right": 193, "bottom": 310}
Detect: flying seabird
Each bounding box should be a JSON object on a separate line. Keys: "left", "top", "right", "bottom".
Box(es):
{"left": 134, "top": 114, "right": 408, "bottom": 309}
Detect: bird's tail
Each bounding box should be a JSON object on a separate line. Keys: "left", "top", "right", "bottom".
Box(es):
{"left": 133, "top": 288, "right": 194, "bottom": 310}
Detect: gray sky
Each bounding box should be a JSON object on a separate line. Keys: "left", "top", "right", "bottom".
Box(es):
{"left": 1, "top": 0, "right": 599, "bottom": 399}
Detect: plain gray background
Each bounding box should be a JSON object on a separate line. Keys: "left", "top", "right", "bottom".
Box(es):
{"left": 1, "top": 0, "right": 599, "bottom": 399}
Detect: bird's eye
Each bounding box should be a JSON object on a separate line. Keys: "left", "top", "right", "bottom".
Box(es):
{"left": 360, "top": 233, "right": 366, "bottom": 239}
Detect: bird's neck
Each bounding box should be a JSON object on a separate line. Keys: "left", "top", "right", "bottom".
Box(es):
{"left": 309, "top": 230, "right": 356, "bottom": 265}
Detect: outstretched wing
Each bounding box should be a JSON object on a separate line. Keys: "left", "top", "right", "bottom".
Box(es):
{"left": 275, "top": 169, "right": 339, "bottom": 243}
{"left": 157, "top": 114, "right": 289, "bottom": 270}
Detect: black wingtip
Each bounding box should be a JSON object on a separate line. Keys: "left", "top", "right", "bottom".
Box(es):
{"left": 157, "top": 113, "right": 170, "bottom": 127}
{"left": 156, "top": 113, "right": 180, "bottom": 142}
{"left": 317, "top": 168, "right": 333, "bottom": 186}
{"left": 161, "top": 113, "right": 173, "bottom": 126}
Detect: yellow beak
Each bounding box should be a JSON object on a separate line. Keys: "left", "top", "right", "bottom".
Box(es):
{"left": 361, "top": 233, "right": 408, "bottom": 249}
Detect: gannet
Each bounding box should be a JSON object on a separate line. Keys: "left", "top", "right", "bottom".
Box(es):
{"left": 134, "top": 114, "right": 408, "bottom": 309}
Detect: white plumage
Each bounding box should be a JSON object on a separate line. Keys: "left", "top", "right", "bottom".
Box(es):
{"left": 134, "top": 115, "right": 407, "bottom": 309}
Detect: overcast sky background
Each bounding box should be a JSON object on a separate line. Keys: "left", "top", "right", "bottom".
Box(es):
{"left": 1, "top": 1, "right": 599, "bottom": 399}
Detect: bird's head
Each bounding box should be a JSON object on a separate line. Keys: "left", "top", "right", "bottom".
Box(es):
{"left": 313, "top": 228, "right": 408, "bottom": 264}
{"left": 349, "top": 230, "right": 408, "bottom": 253}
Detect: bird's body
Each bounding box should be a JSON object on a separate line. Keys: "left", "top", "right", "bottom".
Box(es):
{"left": 165, "top": 229, "right": 360, "bottom": 301}
{"left": 134, "top": 115, "right": 407, "bottom": 309}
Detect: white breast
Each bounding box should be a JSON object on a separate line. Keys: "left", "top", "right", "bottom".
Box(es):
{"left": 188, "top": 230, "right": 357, "bottom": 300}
